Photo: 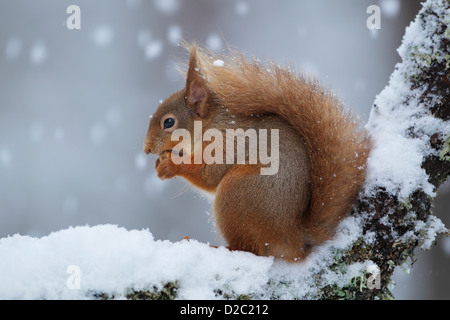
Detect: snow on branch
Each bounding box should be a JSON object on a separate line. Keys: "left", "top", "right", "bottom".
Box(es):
{"left": 345, "top": 0, "right": 450, "bottom": 299}
{"left": 0, "top": 0, "right": 448, "bottom": 300}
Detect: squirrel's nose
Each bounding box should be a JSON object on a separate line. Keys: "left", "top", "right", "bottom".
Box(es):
{"left": 143, "top": 144, "right": 151, "bottom": 155}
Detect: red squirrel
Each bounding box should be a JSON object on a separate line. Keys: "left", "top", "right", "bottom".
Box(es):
{"left": 143, "top": 43, "right": 371, "bottom": 261}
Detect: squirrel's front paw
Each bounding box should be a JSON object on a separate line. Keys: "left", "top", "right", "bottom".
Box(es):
{"left": 155, "top": 151, "right": 178, "bottom": 180}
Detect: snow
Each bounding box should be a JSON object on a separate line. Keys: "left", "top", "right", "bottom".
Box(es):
{"left": 415, "top": 215, "right": 447, "bottom": 250}
{"left": 0, "top": 148, "right": 12, "bottom": 167}
{"left": 365, "top": 0, "right": 450, "bottom": 200}
{"left": 167, "top": 25, "right": 182, "bottom": 45}
{"left": 135, "top": 152, "right": 147, "bottom": 170}
{"left": 154, "top": 0, "right": 180, "bottom": 15}
{"left": 145, "top": 40, "right": 163, "bottom": 60}
{"left": 369, "top": 28, "right": 380, "bottom": 39}
{"left": 206, "top": 33, "right": 223, "bottom": 51}
{"left": 4, "top": 37, "right": 22, "bottom": 60}
{"left": 365, "top": 99, "right": 438, "bottom": 198}
{"left": 213, "top": 59, "right": 224, "bottom": 67}
{"left": 380, "top": 0, "right": 401, "bottom": 19}
{"left": 263, "top": 216, "right": 366, "bottom": 299}
{"left": 92, "top": 26, "right": 114, "bottom": 47}
{"left": 0, "top": 225, "right": 270, "bottom": 299}
{"left": 0, "top": 217, "right": 365, "bottom": 300}
{"left": 235, "top": 1, "right": 250, "bottom": 16}
{"left": 366, "top": 263, "right": 380, "bottom": 275}
{"left": 29, "top": 42, "right": 47, "bottom": 65}
{"left": 136, "top": 28, "right": 163, "bottom": 60}
{"left": 363, "top": 0, "right": 449, "bottom": 258}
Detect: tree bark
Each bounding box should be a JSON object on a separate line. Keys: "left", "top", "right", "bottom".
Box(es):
{"left": 321, "top": 0, "right": 450, "bottom": 300}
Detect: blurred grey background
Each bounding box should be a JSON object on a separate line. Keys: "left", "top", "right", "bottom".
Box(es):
{"left": 0, "top": 0, "right": 448, "bottom": 299}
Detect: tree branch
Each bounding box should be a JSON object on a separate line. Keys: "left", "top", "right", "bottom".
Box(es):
{"left": 322, "top": 0, "right": 450, "bottom": 299}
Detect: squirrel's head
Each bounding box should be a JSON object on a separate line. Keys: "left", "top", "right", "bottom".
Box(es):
{"left": 143, "top": 45, "right": 213, "bottom": 156}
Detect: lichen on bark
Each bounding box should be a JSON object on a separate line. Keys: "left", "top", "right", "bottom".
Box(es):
{"left": 322, "top": 0, "right": 450, "bottom": 300}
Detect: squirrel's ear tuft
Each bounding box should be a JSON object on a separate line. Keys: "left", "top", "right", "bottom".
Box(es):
{"left": 185, "top": 45, "right": 209, "bottom": 118}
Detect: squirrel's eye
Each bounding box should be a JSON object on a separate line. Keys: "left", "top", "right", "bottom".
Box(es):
{"left": 163, "top": 117, "right": 175, "bottom": 129}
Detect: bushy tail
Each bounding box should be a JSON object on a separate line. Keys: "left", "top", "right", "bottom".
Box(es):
{"left": 188, "top": 43, "right": 371, "bottom": 245}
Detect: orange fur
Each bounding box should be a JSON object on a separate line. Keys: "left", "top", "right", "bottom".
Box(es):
{"left": 156, "top": 151, "right": 219, "bottom": 193}
{"left": 144, "top": 43, "right": 371, "bottom": 261}
{"left": 185, "top": 44, "right": 371, "bottom": 247}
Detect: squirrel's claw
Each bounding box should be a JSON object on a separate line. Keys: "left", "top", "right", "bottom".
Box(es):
{"left": 155, "top": 152, "right": 177, "bottom": 180}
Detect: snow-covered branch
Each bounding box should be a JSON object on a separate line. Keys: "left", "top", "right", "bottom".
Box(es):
{"left": 340, "top": 0, "right": 450, "bottom": 299}
{"left": 0, "top": 0, "right": 448, "bottom": 300}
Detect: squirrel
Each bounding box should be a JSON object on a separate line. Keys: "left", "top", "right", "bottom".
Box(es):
{"left": 143, "top": 43, "right": 371, "bottom": 262}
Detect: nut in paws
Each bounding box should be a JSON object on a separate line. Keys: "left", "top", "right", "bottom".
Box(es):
{"left": 155, "top": 151, "right": 178, "bottom": 180}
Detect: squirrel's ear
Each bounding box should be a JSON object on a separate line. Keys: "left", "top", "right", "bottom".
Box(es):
{"left": 185, "top": 45, "right": 209, "bottom": 118}
{"left": 187, "top": 79, "right": 208, "bottom": 118}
